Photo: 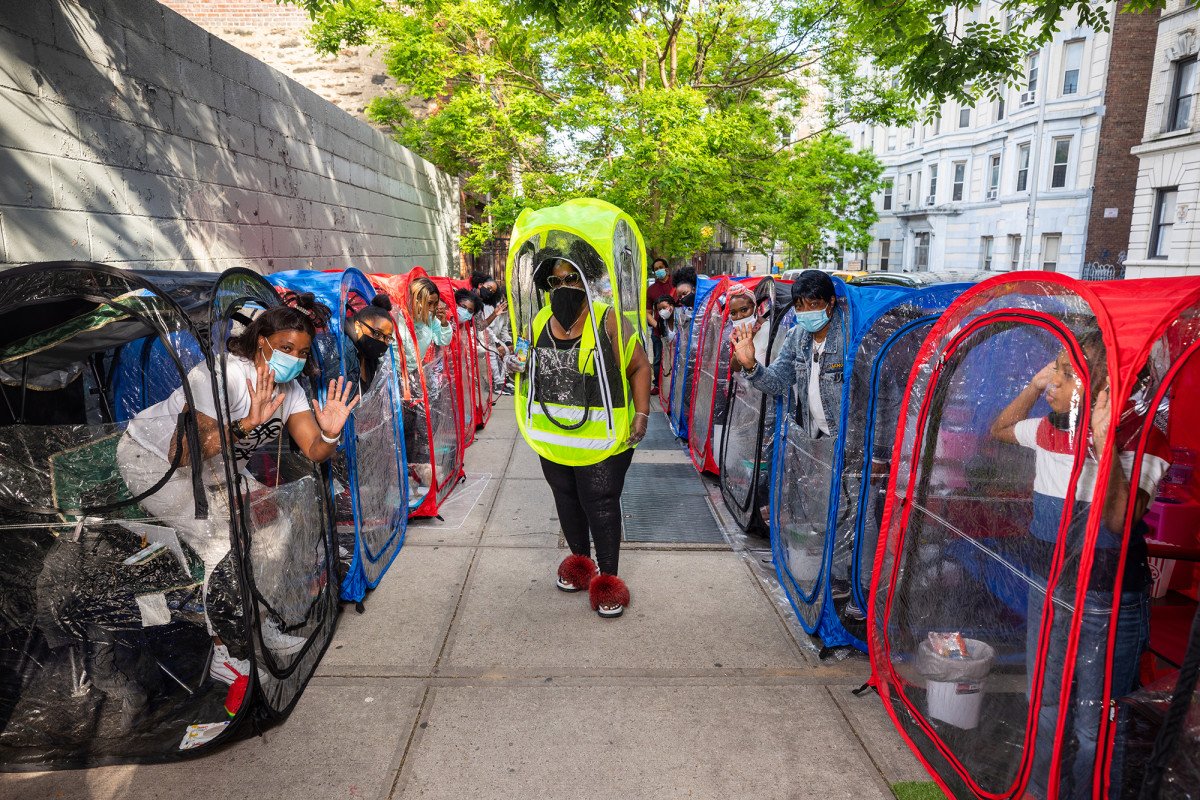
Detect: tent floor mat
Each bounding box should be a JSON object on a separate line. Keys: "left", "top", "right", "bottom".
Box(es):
{"left": 621, "top": 463, "right": 725, "bottom": 544}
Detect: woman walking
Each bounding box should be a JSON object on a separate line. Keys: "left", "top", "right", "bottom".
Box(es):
{"left": 506, "top": 199, "right": 652, "bottom": 618}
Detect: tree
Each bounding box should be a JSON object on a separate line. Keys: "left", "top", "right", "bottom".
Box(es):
{"left": 510, "top": 0, "right": 1157, "bottom": 107}
{"left": 299, "top": 0, "right": 903, "bottom": 260}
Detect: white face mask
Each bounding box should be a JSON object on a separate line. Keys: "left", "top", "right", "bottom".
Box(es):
{"left": 657, "top": 308, "right": 672, "bottom": 320}
{"left": 731, "top": 316, "right": 755, "bottom": 332}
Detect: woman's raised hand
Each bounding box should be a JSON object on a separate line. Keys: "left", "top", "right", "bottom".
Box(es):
{"left": 313, "top": 376, "right": 360, "bottom": 438}
{"left": 731, "top": 325, "right": 757, "bottom": 370}
{"left": 245, "top": 359, "right": 285, "bottom": 429}
{"left": 1031, "top": 361, "right": 1057, "bottom": 392}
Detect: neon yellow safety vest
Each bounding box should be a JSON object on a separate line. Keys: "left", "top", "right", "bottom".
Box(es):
{"left": 515, "top": 303, "right": 635, "bottom": 467}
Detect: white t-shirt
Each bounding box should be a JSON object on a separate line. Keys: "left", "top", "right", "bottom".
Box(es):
{"left": 127, "top": 356, "right": 310, "bottom": 469}
{"left": 751, "top": 322, "right": 771, "bottom": 368}
{"left": 807, "top": 339, "right": 829, "bottom": 436}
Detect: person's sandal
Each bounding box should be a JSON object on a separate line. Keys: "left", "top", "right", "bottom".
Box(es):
{"left": 556, "top": 554, "right": 598, "bottom": 593}
{"left": 589, "top": 574, "right": 630, "bottom": 618}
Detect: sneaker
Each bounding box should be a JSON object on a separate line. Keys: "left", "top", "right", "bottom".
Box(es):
{"left": 210, "top": 644, "right": 250, "bottom": 686}
{"left": 844, "top": 598, "right": 867, "bottom": 622}
{"left": 261, "top": 617, "right": 307, "bottom": 657}
{"left": 830, "top": 578, "right": 851, "bottom": 600}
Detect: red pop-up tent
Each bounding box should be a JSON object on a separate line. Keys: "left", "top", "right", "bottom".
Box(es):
{"left": 687, "top": 277, "right": 763, "bottom": 474}
{"left": 871, "top": 272, "right": 1200, "bottom": 799}
{"left": 430, "top": 276, "right": 477, "bottom": 448}
{"left": 370, "top": 269, "right": 466, "bottom": 518}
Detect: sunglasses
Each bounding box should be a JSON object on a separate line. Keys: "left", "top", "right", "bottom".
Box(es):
{"left": 547, "top": 273, "right": 583, "bottom": 289}
{"left": 359, "top": 321, "right": 395, "bottom": 344}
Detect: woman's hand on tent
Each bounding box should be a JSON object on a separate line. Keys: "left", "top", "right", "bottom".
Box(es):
{"left": 1090, "top": 380, "right": 1111, "bottom": 449}
{"left": 313, "top": 376, "right": 360, "bottom": 438}
{"left": 245, "top": 361, "right": 285, "bottom": 429}
{"left": 731, "top": 325, "right": 756, "bottom": 370}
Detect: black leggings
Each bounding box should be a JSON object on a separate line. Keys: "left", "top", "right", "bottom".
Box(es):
{"left": 539, "top": 448, "right": 635, "bottom": 575}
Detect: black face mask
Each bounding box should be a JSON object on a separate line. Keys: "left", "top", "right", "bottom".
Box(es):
{"left": 479, "top": 286, "right": 500, "bottom": 305}
{"left": 550, "top": 287, "right": 586, "bottom": 330}
{"left": 1047, "top": 410, "right": 1075, "bottom": 431}
{"left": 357, "top": 334, "right": 389, "bottom": 362}
{"left": 678, "top": 292, "right": 695, "bottom": 308}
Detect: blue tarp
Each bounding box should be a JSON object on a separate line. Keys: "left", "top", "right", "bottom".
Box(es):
{"left": 666, "top": 276, "right": 720, "bottom": 439}
{"left": 267, "top": 269, "right": 408, "bottom": 603}
{"left": 769, "top": 280, "right": 975, "bottom": 650}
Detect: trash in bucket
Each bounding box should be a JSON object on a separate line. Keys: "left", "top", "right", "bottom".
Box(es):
{"left": 917, "top": 633, "right": 995, "bottom": 730}
{"left": 1148, "top": 555, "right": 1177, "bottom": 599}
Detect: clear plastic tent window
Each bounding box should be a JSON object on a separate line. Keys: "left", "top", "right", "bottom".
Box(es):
{"left": 0, "top": 263, "right": 338, "bottom": 769}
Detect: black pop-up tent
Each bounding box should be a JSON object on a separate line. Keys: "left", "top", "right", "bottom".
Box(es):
{"left": 718, "top": 277, "right": 792, "bottom": 534}
{"left": 0, "top": 262, "right": 338, "bottom": 769}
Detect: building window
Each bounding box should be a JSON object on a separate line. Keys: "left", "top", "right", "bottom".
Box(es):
{"left": 1150, "top": 187, "right": 1179, "bottom": 259}
{"left": 914, "top": 232, "right": 930, "bottom": 271}
{"left": 988, "top": 154, "right": 1001, "bottom": 197}
{"left": 1027, "top": 51, "right": 1040, "bottom": 93}
{"left": 1169, "top": 56, "right": 1197, "bottom": 132}
{"left": 1050, "top": 137, "right": 1071, "bottom": 189}
{"left": 952, "top": 161, "right": 966, "bottom": 201}
{"left": 1008, "top": 234, "right": 1023, "bottom": 270}
{"left": 1041, "top": 233, "right": 1061, "bottom": 271}
{"left": 981, "top": 236, "right": 994, "bottom": 270}
{"left": 958, "top": 106, "right": 971, "bottom": 128}
{"left": 882, "top": 180, "right": 893, "bottom": 211}
{"left": 1061, "top": 40, "right": 1084, "bottom": 95}
{"left": 887, "top": 131, "right": 897, "bottom": 151}
{"left": 997, "top": 94, "right": 1006, "bottom": 121}
{"left": 932, "top": 115, "right": 941, "bottom": 136}
{"left": 904, "top": 172, "right": 913, "bottom": 204}
{"left": 880, "top": 239, "right": 891, "bottom": 272}
{"left": 1016, "top": 142, "right": 1031, "bottom": 192}
{"left": 928, "top": 164, "right": 939, "bottom": 203}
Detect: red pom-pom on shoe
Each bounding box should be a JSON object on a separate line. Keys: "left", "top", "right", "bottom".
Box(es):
{"left": 557, "top": 554, "right": 598, "bottom": 591}
{"left": 224, "top": 673, "right": 249, "bottom": 718}
{"left": 589, "top": 573, "right": 630, "bottom": 611}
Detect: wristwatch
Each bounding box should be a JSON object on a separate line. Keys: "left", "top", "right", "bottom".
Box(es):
{"left": 231, "top": 419, "right": 249, "bottom": 440}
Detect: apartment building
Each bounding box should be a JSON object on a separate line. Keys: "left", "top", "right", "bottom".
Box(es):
{"left": 1127, "top": 0, "right": 1200, "bottom": 277}
{"left": 841, "top": 3, "right": 1157, "bottom": 277}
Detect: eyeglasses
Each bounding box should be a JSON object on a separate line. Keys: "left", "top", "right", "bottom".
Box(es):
{"left": 359, "top": 321, "right": 395, "bottom": 344}
{"left": 547, "top": 273, "right": 583, "bottom": 289}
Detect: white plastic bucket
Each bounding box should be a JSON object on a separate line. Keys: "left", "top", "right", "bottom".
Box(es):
{"left": 926, "top": 678, "right": 986, "bottom": 730}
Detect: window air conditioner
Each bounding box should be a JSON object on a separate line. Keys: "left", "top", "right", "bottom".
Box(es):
{"left": 986, "top": 189, "right": 998, "bottom": 200}
{"left": 925, "top": 195, "right": 936, "bottom": 206}
{"left": 1019, "top": 90, "right": 1037, "bottom": 107}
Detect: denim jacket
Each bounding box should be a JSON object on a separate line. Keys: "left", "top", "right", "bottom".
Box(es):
{"left": 746, "top": 301, "right": 847, "bottom": 439}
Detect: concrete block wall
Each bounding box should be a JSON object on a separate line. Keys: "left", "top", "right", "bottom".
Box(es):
{"left": 0, "top": 0, "right": 460, "bottom": 274}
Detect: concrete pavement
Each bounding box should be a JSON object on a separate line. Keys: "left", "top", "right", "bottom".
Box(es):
{"left": 0, "top": 396, "right": 929, "bottom": 800}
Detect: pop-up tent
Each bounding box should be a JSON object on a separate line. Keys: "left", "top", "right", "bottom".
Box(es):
{"left": 431, "top": 276, "right": 477, "bottom": 447}
{"left": 0, "top": 262, "right": 338, "bottom": 769}
{"left": 267, "top": 270, "right": 407, "bottom": 607}
{"left": 870, "top": 273, "right": 1200, "bottom": 799}
{"left": 718, "top": 277, "right": 793, "bottom": 534}
{"left": 505, "top": 198, "right": 646, "bottom": 465}
{"left": 665, "top": 276, "right": 720, "bottom": 439}
{"left": 688, "top": 277, "right": 767, "bottom": 474}
{"left": 451, "top": 278, "right": 495, "bottom": 429}
{"left": 768, "top": 279, "right": 905, "bottom": 649}
{"left": 370, "top": 269, "right": 466, "bottom": 518}
{"left": 807, "top": 281, "right": 973, "bottom": 651}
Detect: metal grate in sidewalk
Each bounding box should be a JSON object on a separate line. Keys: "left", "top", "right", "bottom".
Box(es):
{"left": 621, "top": 463, "right": 725, "bottom": 543}
{"left": 638, "top": 410, "right": 686, "bottom": 451}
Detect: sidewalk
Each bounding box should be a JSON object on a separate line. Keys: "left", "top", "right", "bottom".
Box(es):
{"left": 0, "top": 398, "right": 928, "bottom": 800}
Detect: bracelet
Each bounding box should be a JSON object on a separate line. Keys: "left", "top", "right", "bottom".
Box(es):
{"left": 635, "top": 412, "right": 650, "bottom": 419}
{"left": 320, "top": 430, "right": 342, "bottom": 445}
{"left": 231, "top": 419, "right": 248, "bottom": 440}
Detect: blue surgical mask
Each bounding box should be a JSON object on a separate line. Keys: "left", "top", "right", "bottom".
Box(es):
{"left": 654, "top": 268, "right": 667, "bottom": 280}
{"left": 457, "top": 307, "right": 473, "bottom": 324}
{"left": 262, "top": 340, "right": 306, "bottom": 383}
{"left": 794, "top": 309, "right": 830, "bottom": 334}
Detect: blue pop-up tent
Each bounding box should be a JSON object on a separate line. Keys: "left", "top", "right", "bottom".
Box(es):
{"left": 267, "top": 269, "right": 408, "bottom": 607}
{"left": 665, "top": 276, "right": 719, "bottom": 439}
{"left": 768, "top": 278, "right": 935, "bottom": 651}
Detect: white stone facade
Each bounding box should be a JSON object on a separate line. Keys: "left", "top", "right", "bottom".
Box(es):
{"left": 841, "top": 6, "right": 1114, "bottom": 277}
{"left": 1127, "top": 0, "right": 1200, "bottom": 277}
